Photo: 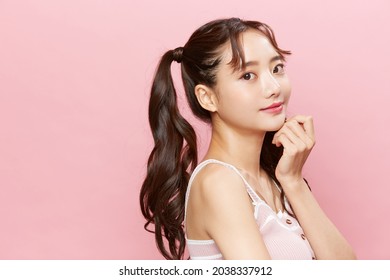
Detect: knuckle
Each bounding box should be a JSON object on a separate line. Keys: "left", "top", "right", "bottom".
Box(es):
{"left": 298, "top": 145, "right": 306, "bottom": 152}
{"left": 306, "top": 138, "right": 315, "bottom": 148}
{"left": 286, "top": 120, "right": 298, "bottom": 128}
{"left": 289, "top": 147, "right": 298, "bottom": 155}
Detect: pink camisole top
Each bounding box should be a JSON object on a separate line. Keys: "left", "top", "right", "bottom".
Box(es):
{"left": 184, "top": 159, "right": 315, "bottom": 260}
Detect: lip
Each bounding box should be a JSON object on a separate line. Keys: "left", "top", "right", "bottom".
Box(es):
{"left": 260, "top": 101, "right": 284, "bottom": 113}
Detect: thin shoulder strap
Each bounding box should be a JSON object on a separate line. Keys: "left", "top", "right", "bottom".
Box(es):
{"left": 184, "top": 159, "right": 262, "bottom": 222}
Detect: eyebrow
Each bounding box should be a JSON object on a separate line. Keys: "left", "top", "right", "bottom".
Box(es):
{"left": 243, "top": 55, "right": 283, "bottom": 68}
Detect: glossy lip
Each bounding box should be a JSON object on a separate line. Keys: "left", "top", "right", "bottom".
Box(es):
{"left": 260, "top": 101, "right": 284, "bottom": 112}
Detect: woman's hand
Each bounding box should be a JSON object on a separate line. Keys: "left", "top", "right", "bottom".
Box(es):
{"left": 272, "top": 115, "right": 315, "bottom": 188}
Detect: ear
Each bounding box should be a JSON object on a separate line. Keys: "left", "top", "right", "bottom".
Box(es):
{"left": 194, "top": 84, "right": 218, "bottom": 112}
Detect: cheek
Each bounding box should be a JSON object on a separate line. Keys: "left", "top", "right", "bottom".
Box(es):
{"left": 281, "top": 79, "right": 292, "bottom": 104}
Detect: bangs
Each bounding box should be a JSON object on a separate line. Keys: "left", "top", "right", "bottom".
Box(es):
{"left": 227, "top": 24, "right": 291, "bottom": 72}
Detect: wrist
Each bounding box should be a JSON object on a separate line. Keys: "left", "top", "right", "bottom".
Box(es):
{"left": 279, "top": 177, "right": 308, "bottom": 195}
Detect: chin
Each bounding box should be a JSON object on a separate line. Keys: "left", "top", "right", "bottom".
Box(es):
{"left": 263, "top": 116, "right": 286, "bottom": 132}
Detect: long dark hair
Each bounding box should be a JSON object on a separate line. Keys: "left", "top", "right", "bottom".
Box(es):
{"left": 140, "top": 18, "right": 292, "bottom": 260}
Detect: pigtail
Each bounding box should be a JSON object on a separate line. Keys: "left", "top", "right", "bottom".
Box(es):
{"left": 140, "top": 50, "right": 198, "bottom": 260}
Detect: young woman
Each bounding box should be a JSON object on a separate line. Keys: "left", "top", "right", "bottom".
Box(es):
{"left": 140, "top": 18, "right": 356, "bottom": 260}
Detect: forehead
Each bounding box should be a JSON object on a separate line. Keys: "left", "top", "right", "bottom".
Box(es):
{"left": 242, "top": 30, "right": 279, "bottom": 58}
{"left": 220, "top": 29, "right": 280, "bottom": 68}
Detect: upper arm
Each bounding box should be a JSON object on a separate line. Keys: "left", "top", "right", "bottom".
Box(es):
{"left": 193, "top": 164, "right": 271, "bottom": 260}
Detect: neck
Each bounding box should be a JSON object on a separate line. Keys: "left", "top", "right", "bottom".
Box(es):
{"left": 205, "top": 125, "right": 265, "bottom": 178}
{"left": 204, "top": 121, "right": 282, "bottom": 212}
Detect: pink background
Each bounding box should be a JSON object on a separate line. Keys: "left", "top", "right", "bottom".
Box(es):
{"left": 0, "top": 0, "right": 389, "bottom": 259}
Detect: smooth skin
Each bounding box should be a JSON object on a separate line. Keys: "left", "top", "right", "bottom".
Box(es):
{"left": 185, "top": 29, "right": 356, "bottom": 259}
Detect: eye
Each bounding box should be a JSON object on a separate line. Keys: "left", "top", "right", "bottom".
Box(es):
{"left": 241, "top": 72, "right": 256, "bottom": 80}
{"left": 273, "top": 63, "right": 285, "bottom": 74}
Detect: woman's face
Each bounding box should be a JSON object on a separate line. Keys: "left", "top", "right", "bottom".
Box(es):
{"left": 212, "top": 29, "right": 291, "bottom": 133}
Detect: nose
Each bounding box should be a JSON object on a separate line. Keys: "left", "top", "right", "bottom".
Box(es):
{"left": 260, "top": 71, "right": 281, "bottom": 98}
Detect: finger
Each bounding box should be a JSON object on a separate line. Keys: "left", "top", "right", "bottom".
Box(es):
{"left": 276, "top": 134, "right": 298, "bottom": 156}
{"left": 287, "top": 115, "right": 315, "bottom": 141}
{"left": 285, "top": 120, "right": 315, "bottom": 149}
{"left": 276, "top": 126, "right": 307, "bottom": 152}
{"left": 273, "top": 121, "right": 305, "bottom": 146}
{"left": 273, "top": 122, "right": 288, "bottom": 144}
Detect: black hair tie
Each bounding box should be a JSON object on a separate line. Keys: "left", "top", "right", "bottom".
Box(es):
{"left": 172, "top": 47, "right": 184, "bottom": 63}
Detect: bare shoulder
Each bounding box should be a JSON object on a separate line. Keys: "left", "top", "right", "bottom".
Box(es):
{"left": 189, "top": 162, "right": 252, "bottom": 228}
{"left": 191, "top": 162, "right": 248, "bottom": 200}
{"left": 191, "top": 163, "right": 251, "bottom": 211}
{"left": 186, "top": 162, "right": 249, "bottom": 239}
{"left": 189, "top": 162, "right": 270, "bottom": 259}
